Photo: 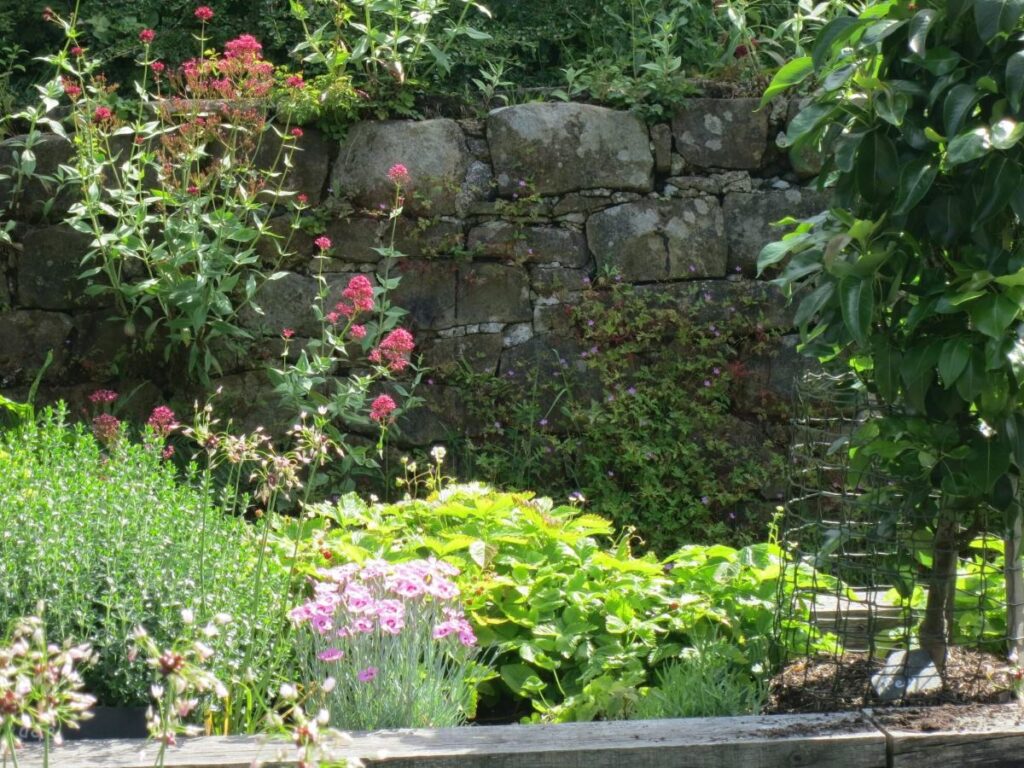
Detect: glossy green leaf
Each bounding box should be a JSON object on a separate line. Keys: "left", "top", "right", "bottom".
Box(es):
{"left": 943, "top": 84, "right": 980, "bottom": 136}
{"left": 956, "top": 349, "right": 987, "bottom": 401}
{"left": 990, "top": 118, "right": 1024, "bottom": 149}
{"left": 974, "top": 155, "right": 1021, "bottom": 222}
{"left": 812, "top": 17, "right": 865, "bottom": 70}
{"left": 938, "top": 337, "right": 971, "bottom": 387}
{"left": 901, "top": 342, "right": 940, "bottom": 412}
{"left": 1007, "top": 51, "right": 1024, "bottom": 111}
{"left": 946, "top": 127, "right": 991, "bottom": 166}
{"left": 908, "top": 9, "right": 938, "bottom": 55}
{"left": 856, "top": 131, "right": 899, "bottom": 199}
{"left": 893, "top": 157, "right": 938, "bottom": 215}
{"left": 761, "top": 56, "right": 813, "bottom": 106}
{"left": 838, "top": 276, "right": 874, "bottom": 346}
{"left": 794, "top": 281, "right": 835, "bottom": 328}
{"left": 968, "top": 293, "right": 1020, "bottom": 337}
{"left": 974, "top": 0, "right": 1024, "bottom": 42}
{"left": 872, "top": 336, "right": 902, "bottom": 402}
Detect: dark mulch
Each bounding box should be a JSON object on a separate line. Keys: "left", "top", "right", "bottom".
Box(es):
{"left": 766, "top": 646, "right": 1016, "bottom": 714}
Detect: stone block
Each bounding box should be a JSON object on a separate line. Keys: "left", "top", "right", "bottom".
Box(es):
{"left": 643, "top": 278, "right": 796, "bottom": 333}
{"left": 456, "top": 263, "right": 531, "bottom": 324}
{"left": 422, "top": 332, "right": 503, "bottom": 374}
{"left": 0, "top": 134, "right": 76, "bottom": 222}
{"left": 672, "top": 98, "right": 769, "bottom": 170}
{"left": 0, "top": 310, "right": 73, "bottom": 385}
{"left": 17, "top": 226, "right": 108, "bottom": 311}
{"left": 391, "top": 260, "right": 458, "bottom": 330}
{"left": 467, "top": 221, "right": 588, "bottom": 267}
{"left": 255, "top": 126, "right": 331, "bottom": 205}
{"left": 529, "top": 266, "right": 590, "bottom": 296}
{"left": 240, "top": 272, "right": 320, "bottom": 337}
{"left": 586, "top": 198, "right": 726, "bottom": 282}
{"left": 723, "top": 187, "right": 830, "bottom": 276}
{"left": 323, "top": 216, "right": 464, "bottom": 266}
{"left": 331, "top": 119, "right": 471, "bottom": 216}
{"left": 650, "top": 123, "right": 673, "bottom": 175}
{"left": 487, "top": 103, "right": 653, "bottom": 196}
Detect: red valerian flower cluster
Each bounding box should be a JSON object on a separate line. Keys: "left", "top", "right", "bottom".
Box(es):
{"left": 368, "top": 328, "right": 415, "bottom": 373}
{"left": 88, "top": 389, "right": 119, "bottom": 404}
{"left": 194, "top": 5, "right": 214, "bottom": 21}
{"left": 387, "top": 163, "right": 410, "bottom": 186}
{"left": 147, "top": 406, "right": 179, "bottom": 438}
{"left": 369, "top": 394, "right": 397, "bottom": 423}
{"left": 93, "top": 106, "right": 113, "bottom": 123}
{"left": 326, "top": 275, "right": 376, "bottom": 324}
{"left": 139, "top": 28, "right": 156, "bottom": 44}
{"left": 178, "top": 34, "right": 275, "bottom": 101}
{"left": 92, "top": 413, "right": 121, "bottom": 445}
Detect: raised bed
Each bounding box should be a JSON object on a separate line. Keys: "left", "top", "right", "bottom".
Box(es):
{"left": 15, "top": 704, "right": 1024, "bottom": 768}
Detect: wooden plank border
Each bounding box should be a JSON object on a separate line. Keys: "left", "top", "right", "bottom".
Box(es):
{"left": 17, "top": 712, "right": 885, "bottom": 768}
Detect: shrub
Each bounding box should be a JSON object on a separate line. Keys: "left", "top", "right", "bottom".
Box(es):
{"left": 0, "top": 406, "right": 292, "bottom": 710}
{"left": 278, "top": 482, "right": 835, "bottom": 722}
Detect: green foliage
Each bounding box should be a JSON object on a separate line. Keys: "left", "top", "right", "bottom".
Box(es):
{"left": 50, "top": 11, "right": 305, "bottom": 383}
{"left": 760, "top": 0, "right": 1024, "bottom": 661}
{"left": 281, "top": 484, "right": 835, "bottom": 722}
{"left": 454, "top": 278, "right": 786, "bottom": 554}
{"left": 634, "top": 638, "right": 767, "bottom": 719}
{"left": 0, "top": 407, "right": 292, "bottom": 710}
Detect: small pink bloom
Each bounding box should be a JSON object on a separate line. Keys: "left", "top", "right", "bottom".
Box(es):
{"left": 290, "top": 127, "right": 304, "bottom": 138}
{"left": 88, "top": 389, "right": 119, "bottom": 404}
{"left": 369, "top": 394, "right": 397, "bottom": 424}
{"left": 282, "top": 328, "right": 295, "bottom": 339}
{"left": 317, "top": 648, "right": 344, "bottom": 662}
{"left": 150, "top": 60, "right": 166, "bottom": 75}
{"left": 92, "top": 413, "right": 121, "bottom": 445}
{"left": 349, "top": 324, "right": 366, "bottom": 340}
{"left": 194, "top": 5, "right": 214, "bottom": 21}
{"left": 147, "top": 406, "right": 179, "bottom": 438}
{"left": 387, "top": 163, "right": 410, "bottom": 186}
{"left": 161, "top": 445, "right": 175, "bottom": 460}
{"left": 286, "top": 75, "right": 305, "bottom": 89}
{"left": 342, "top": 275, "right": 375, "bottom": 313}
{"left": 296, "top": 193, "right": 309, "bottom": 205}
{"left": 357, "top": 667, "right": 378, "bottom": 683}
{"left": 187, "top": 184, "right": 200, "bottom": 196}
{"left": 93, "top": 106, "right": 113, "bottom": 123}
{"left": 71, "top": 46, "right": 84, "bottom": 57}
{"left": 314, "top": 236, "right": 332, "bottom": 252}
{"left": 139, "top": 28, "right": 156, "bottom": 43}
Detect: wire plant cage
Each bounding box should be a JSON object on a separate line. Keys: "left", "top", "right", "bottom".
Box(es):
{"left": 772, "top": 371, "right": 1018, "bottom": 712}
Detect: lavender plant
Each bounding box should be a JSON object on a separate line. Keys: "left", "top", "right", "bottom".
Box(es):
{"left": 290, "top": 558, "right": 482, "bottom": 730}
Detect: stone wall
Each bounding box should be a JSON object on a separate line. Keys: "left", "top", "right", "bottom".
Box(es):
{"left": 0, "top": 98, "right": 824, "bottom": 443}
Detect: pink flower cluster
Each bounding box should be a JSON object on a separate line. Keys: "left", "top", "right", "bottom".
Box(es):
{"left": 290, "top": 557, "right": 477, "bottom": 659}
{"left": 194, "top": 5, "right": 214, "bottom": 21}
{"left": 387, "top": 163, "right": 410, "bottom": 186}
{"left": 92, "top": 413, "right": 120, "bottom": 445}
{"left": 368, "top": 328, "right": 414, "bottom": 372}
{"left": 88, "top": 389, "right": 119, "bottom": 404}
{"left": 147, "top": 405, "right": 179, "bottom": 438}
{"left": 369, "top": 394, "right": 397, "bottom": 423}
{"left": 325, "top": 275, "right": 376, "bottom": 325}
{"left": 179, "top": 34, "right": 274, "bottom": 100}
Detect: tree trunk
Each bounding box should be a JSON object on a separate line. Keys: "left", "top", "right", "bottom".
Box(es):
{"left": 919, "top": 510, "right": 958, "bottom": 673}
{"left": 1005, "top": 505, "right": 1024, "bottom": 671}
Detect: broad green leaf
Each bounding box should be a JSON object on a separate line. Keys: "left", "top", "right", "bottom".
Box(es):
{"left": 974, "top": 155, "right": 1021, "bottom": 221}
{"left": 812, "top": 17, "right": 864, "bottom": 70}
{"left": 974, "top": 0, "right": 1024, "bottom": 42}
{"left": 761, "top": 56, "right": 814, "bottom": 106}
{"left": 938, "top": 337, "right": 971, "bottom": 387}
{"left": 968, "top": 293, "right": 1019, "bottom": 337}
{"left": 872, "top": 336, "right": 902, "bottom": 402}
{"left": 946, "top": 127, "right": 991, "bottom": 166}
{"left": 901, "top": 342, "right": 940, "bottom": 412}
{"left": 908, "top": 9, "right": 938, "bottom": 55}
{"left": 943, "top": 84, "right": 980, "bottom": 136}
{"left": 893, "top": 157, "right": 938, "bottom": 215}
{"left": 1007, "top": 51, "right": 1024, "bottom": 111}
{"left": 838, "top": 276, "right": 874, "bottom": 346}
{"left": 990, "top": 118, "right": 1024, "bottom": 149}
{"left": 995, "top": 267, "right": 1024, "bottom": 286}
{"left": 856, "top": 131, "right": 899, "bottom": 200}
{"left": 757, "top": 233, "right": 809, "bottom": 273}
{"left": 956, "top": 349, "right": 987, "bottom": 401}
{"left": 794, "top": 281, "right": 835, "bottom": 328}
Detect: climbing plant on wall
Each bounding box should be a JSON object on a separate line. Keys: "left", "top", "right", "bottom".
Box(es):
{"left": 761, "top": 0, "right": 1024, "bottom": 669}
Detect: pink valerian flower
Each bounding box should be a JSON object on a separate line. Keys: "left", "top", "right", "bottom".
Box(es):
{"left": 338, "top": 275, "right": 375, "bottom": 318}
{"left": 349, "top": 324, "right": 367, "bottom": 341}
{"left": 161, "top": 445, "right": 175, "bottom": 461}
{"left": 314, "top": 236, "right": 332, "bottom": 252}
{"left": 139, "top": 28, "right": 156, "bottom": 43}
{"left": 93, "top": 106, "right": 113, "bottom": 123}
{"left": 357, "top": 667, "right": 378, "bottom": 683}
{"left": 147, "top": 406, "right": 179, "bottom": 438}
{"left": 387, "top": 163, "right": 410, "bottom": 186}
{"left": 61, "top": 77, "right": 82, "bottom": 98}
{"left": 224, "top": 34, "right": 263, "bottom": 61}
{"left": 325, "top": 311, "right": 341, "bottom": 325}
{"left": 296, "top": 193, "right": 309, "bottom": 205}
{"left": 290, "top": 127, "right": 304, "bottom": 138}
{"left": 285, "top": 74, "right": 305, "bottom": 89}
{"left": 150, "top": 60, "right": 166, "bottom": 75}
{"left": 194, "top": 5, "right": 214, "bottom": 21}
{"left": 370, "top": 328, "right": 415, "bottom": 373}
{"left": 186, "top": 184, "right": 200, "bottom": 196}
{"left": 92, "top": 413, "right": 121, "bottom": 445}
{"left": 369, "top": 394, "right": 397, "bottom": 424}
{"left": 282, "top": 328, "right": 295, "bottom": 339}
{"left": 88, "top": 388, "right": 119, "bottom": 404}
{"left": 71, "top": 46, "right": 84, "bottom": 57}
